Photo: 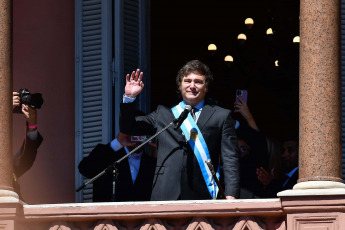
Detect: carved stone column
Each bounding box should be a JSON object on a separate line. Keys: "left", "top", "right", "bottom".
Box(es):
{"left": 293, "top": 0, "right": 343, "bottom": 189}
{"left": 0, "top": 0, "right": 16, "bottom": 197}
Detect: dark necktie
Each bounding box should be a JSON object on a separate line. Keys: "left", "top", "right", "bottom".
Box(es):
{"left": 191, "top": 107, "right": 197, "bottom": 121}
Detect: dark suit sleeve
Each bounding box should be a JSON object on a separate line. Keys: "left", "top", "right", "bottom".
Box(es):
{"left": 221, "top": 111, "right": 240, "bottom": 198}
{"left": 13, "top": 131, "right": 43, "bottom": 178}
{"left": 120, "top": 102, "right": 157, "bottom": 136}
{"left": 78, "top": 143, "right": 121, "bottom": 179}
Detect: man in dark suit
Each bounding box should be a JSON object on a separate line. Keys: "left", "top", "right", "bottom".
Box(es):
{"left": 120, "top": 60, "right": 239, "bottom": 201}
{"left": 78, "top": 133, "right": 156, "bottom": 202}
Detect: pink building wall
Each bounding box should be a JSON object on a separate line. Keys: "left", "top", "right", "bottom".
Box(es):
{"left": 12, "top": 0, "right": 75, "bottom": 204}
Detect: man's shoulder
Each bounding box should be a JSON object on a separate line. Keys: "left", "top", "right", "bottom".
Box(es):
{"left": 155, "top": 104, "right": 173, "bottom": 113}
{"left": 204, "top": 99, "right": 231, "bottom": 114}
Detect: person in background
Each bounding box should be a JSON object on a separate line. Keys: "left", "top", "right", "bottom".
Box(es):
{"left": 234, "top": 96, "right": 269, "bottom": 198}
{"left": 256, "top": 136, "right": 299, "bottom": 197}
{"left": 12, "top": 92, "right": 43, "bottom": 199}
{"left": 78, "top": 132, "right": 157, "bottom": 202}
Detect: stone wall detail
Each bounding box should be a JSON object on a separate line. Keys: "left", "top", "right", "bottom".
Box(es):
{"left": 23, "top": 216, "right": 285, "bottom": 230}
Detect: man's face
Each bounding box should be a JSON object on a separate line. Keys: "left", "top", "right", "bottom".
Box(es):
{"left": 281, "top": 140, "right": 298, "bottom": 171}
{"left": 179, "top": 72, "right": 208, "bottom": 106}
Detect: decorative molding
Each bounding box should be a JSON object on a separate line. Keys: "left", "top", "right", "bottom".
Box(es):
{"left": 12, "top": 213, "right": 287, "bottom": 230}
{"left": 292, "top": 215, "right": 338, "bottom": 230}
{"left": 186, "top": 218, "right": 213, "bottom": 230}
{"left": 274, "top": 220, "right": 286, "bottom": 230}
{"left": 92, "top": 220, "right": 118, "bottom": 230}
{"left": 232, "top": 217, "right": 266, "bottom": 230}
{"left": 0, "top": 221, "right": 13, "bottom": 230}
{"left": 48, "top": 221, "right": 79, "bottom": 230}
{"left": 212, "top": 217, "right": 237, "bottom": 229}
{"left": 141, "top": 218, "right": 166, "bottom": 230}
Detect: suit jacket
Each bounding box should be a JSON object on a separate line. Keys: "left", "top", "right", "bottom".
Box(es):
{"left": 120, "top": 100, "right": 239, "bottom": 200}
{"left": 13, "top": 131, "right": 43, "bottom": 198}
{"left": 78, "top": 143, "right": 156, "bottom": 202}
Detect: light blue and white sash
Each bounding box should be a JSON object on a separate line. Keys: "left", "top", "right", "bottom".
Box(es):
{"left": 171, "top": 101, "right": 219, "bottom": 199}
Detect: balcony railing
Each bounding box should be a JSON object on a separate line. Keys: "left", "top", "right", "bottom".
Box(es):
{"left": 17, "top": 199, "right": 285, "bottom": 229}
{"left": 3, "top": 191, "right": 345, "bottom": 229}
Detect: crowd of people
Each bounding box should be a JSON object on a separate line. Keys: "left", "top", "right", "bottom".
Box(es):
{"left": 12, "top": 60, "right": 299, "bottom": 202}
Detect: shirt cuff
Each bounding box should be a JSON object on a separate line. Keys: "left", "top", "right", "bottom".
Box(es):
{"left": 235, "top": 120, "right": 240, "bottom": 130}
{"left": 110, "top": 138, "right": 123, "bottom": 152}
{"left": 27, "top": 129, "right": 38, "bottom": 141}
{"left": 123, "top": 94, "right": 136, "bottom": 103}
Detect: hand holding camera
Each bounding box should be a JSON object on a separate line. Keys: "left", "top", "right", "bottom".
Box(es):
{"left": 13, "top": 89, "right": 43, "bottom": 130}
{"left": 13, "top": 92, "right": 20, "bottom": 109}
{"left": 13, "top": 88, "right": 43, "bottom": 111}
{"left": 22, "top": 104, "right": 37, "bottom": 128}
{"left": 18, "top": 88, "right": 43, "bottom": 109}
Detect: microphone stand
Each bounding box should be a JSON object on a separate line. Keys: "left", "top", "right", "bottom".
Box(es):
{"left": 112, "top": 165, "right": 118, "bottom": 202}
{"left": 76, "top": 120, "right": 177, "bottom": 193}
{"left": 205, "top": 159, "right": 226, "bottom": 199}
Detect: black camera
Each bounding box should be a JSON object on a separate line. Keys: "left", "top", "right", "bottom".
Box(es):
{"left": 18, "top": 88, "right": 44, "bottom": 109}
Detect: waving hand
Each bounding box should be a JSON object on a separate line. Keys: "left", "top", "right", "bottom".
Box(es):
{"left": 125, "top": 69, "right": 144, "bottom": 98}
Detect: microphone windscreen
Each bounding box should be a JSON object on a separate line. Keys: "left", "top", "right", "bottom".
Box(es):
{"left": 185, "top": 105, "right": 192, "bottom": 111}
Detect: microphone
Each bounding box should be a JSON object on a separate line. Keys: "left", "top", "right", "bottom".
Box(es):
{"left": 174, "top": 105, "right": 192, "bottom": 130}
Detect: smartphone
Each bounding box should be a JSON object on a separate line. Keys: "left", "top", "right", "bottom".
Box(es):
{"left": 235, "top": 89, "right": 248, "bottom": 104}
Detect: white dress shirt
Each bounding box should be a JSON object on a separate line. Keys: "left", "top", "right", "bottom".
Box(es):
{"left": 110, "top": 138, "right": 143, "bottom": 183}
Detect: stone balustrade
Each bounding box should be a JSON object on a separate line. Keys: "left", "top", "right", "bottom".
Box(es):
{"left": 1, "top": 192, "right": 344, "bottom": 229}
{"left": 17, "top": 199, "right": 286, "bottom": 230}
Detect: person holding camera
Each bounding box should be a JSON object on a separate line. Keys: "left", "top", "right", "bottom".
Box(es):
{"left": 78, "top": 132, "right": 157, "bottom": 202}
{"left": 12, "top": 91, "right": 43, "bottom": 199}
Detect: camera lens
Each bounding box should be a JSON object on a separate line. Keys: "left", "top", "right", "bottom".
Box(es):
{"left": 21, "top": 95, "right": 31, "bottom": 105}
{"left": 237, "top": 90, "right": 243, "bottom": 96}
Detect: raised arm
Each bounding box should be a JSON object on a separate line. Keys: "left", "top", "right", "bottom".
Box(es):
{"left": 234, "top": 96, "right": 259, "bottom": 131}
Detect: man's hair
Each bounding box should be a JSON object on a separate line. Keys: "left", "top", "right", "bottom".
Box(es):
{"left": 176, "top": 60, "right": 213, "bottom": 89}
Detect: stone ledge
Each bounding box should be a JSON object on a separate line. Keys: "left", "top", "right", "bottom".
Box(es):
{"left": 22, "top": 199, "right": 283, "bottom": 220}
{"left": 278, "top": 188, "right": 345, "bottom": 197}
